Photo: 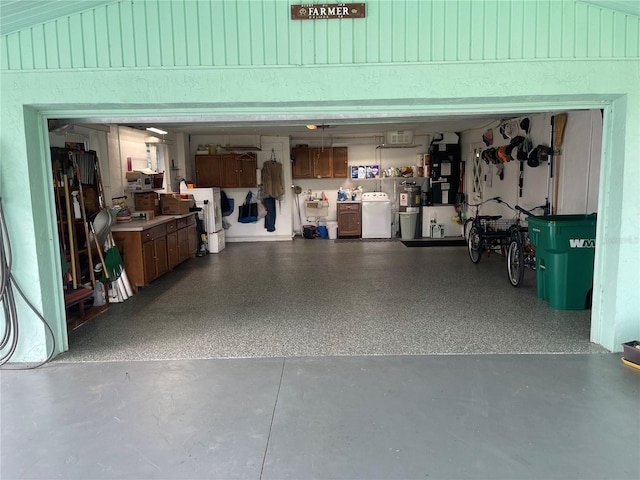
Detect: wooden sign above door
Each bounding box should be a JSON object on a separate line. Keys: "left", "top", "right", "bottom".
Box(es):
{"left": 291, "top": 3, "right": 365, "bottom": 20}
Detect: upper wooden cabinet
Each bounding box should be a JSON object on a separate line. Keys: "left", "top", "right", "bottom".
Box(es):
{"left": 332, "top": 146, "right": 348, "bottom": 178}
{"left": 292, "top": 146, "right": 348, "bottom": 179}
{"left": 312, "top": 148, "right": 333, "bottom": 178}
{"left": 234, "top": 154, "right": 258, "bottom": 188}
{"left": 195, "top": 153, "right": 257, "bottom": 188}
{"left": 195, "top": 155, "right": 223, "bottom": 187}
{"left": 291, "top": 147, "right": 312, "bottom": 178}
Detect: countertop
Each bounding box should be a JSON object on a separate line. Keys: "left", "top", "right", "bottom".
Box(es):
{"left": 111, "top": 212, "right": 195, "bottom": 232}
{"left": 337, "top": 200, "right": 362, "bottom": 204}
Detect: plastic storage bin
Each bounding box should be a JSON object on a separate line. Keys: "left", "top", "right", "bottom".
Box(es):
{"left": 326, "top": 221, "right": 338, "bottom": 240}
{"left": 527, "top": 214, "right": 597, "bottom": 310}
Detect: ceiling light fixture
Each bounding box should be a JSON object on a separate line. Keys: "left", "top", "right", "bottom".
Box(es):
{"left": 306, "top": 124, "right": 318, "bottom": 130}
{"left": 146, "top": 127, "right": 168, "bottom": 135}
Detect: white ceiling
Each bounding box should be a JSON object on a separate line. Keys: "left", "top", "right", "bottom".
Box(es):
{"left": 61, "top": 112, "right": 520, "bottom": 140}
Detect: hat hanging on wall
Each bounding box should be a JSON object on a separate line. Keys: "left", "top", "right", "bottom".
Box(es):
{"left": 527, "top": 145, "right": 550, "bottom": 168}
{"left": 482, "top": 128, "right": 493, "bottom": 146}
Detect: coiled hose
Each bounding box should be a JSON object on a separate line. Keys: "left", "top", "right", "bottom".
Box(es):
{"left": 0, "top": 197, "right": 55, "bottom": 369}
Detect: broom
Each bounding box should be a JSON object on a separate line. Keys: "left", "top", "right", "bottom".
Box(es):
{"left": 552, "top": 113, "right": 568, "bottom": 215}
{"left": 103, "top": 235, "right": 124, "bottom": 281}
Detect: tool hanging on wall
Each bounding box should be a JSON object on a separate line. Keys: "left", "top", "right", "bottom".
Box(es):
{"left": 545, "top": 117, "right": 555, "bottom": 214}
{"left": 552, "top": 113, "right": 568, "bottom": 215}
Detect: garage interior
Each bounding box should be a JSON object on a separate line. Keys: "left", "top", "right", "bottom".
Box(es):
{"left": 49, "top": 110, "right": 604, "bottom": 361}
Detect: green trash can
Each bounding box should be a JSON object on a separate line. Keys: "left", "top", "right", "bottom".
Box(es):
{"left": 527, "top": 214, "right": 597, "bottom": 310}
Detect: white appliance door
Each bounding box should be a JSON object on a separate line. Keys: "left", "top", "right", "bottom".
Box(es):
{"left": 184, "top": 187, "right": 214, "bottom": 231}
{"left": 362, "top": 201, "right": 392, "bottom": 238}
{"left": 211, "top": 187, "right": 222, "bottom": 232}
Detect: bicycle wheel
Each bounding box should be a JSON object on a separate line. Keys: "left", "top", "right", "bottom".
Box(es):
{"left": 463, "top": 218, "right": 474, "bottom": 241}
{"left": 507, "top": 238, "right": 525, "bottom": 287}
{"left": 467, "top": 225, "right": 483, "bottom": 263}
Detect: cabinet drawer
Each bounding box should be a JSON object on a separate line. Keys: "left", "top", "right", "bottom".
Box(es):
{"left": 338, "top": 203, "right": 360, "bottom": 211}
{"left": 165, "top": 220, "right": 178, "bottom": 234}
{"left": 176, "top": 217, "right": 187, "bottom": 229}
{"left": 143, "top": 224, "right": 167, "bottom": 241}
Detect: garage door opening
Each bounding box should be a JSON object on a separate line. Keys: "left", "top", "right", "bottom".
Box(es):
{"left": 41, "top": 105, "right": 606, "bottom": 362}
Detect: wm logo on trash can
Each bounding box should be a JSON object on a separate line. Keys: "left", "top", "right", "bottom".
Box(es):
{"left": 569, "top": 239, "right": 596, "bottom": 248}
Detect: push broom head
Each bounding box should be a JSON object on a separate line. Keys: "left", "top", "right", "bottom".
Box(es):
{"left": 553, "top": 113, "right": 568, "bottom": 154}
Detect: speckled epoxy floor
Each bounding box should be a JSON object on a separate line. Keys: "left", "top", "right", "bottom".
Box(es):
{"left": 58, "top": 238, "right": 604, "bottom": 362}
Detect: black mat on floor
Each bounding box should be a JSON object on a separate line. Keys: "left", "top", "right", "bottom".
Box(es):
{"left": 334, "top": 238, "right": 397, "bottom": 243}
{"left": 401, "top": 238, "right": 466, "bottom": 247}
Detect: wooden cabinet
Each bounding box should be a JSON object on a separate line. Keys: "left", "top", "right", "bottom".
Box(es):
{"left": 112, "top": 214, "right": 197, "bottom": 289}
{"left": 292, "top": 146, "right": 348, "bottom": 179}
{"left": 167, "top": 231, "right": 179, "bottom": 269}
{"left": 337, "top": 202, "right": 361, "bottom": 237}
{"left": 332, "top": 146, "right": 349, "bottom": 178}
{"left": 235, "top": 154, "right": 258, "bottom": 187}
{"left": 166, "top": 219, "right": 180, "bottom": 269}
{"left": 195, "top": 153, "right": 257, "bottom": 188}
{"left": 144, "top": 235, "right": 169, "bottom": 281}
{"left": 177, "top": 215, "right": 198, "bottom": 258}
{"left": 139, "top": 223, "right": 169, "bottom": 284}
{"left": 291, "top": 147, "right": 312, "bottom": 178}
{"left": 195, "top": 155, "right": 223, "bottom": 187}
{"left": 188, "top": 224, "right": 198, "bottom": 256}
{"left": 312, "top": 148, "right": 333, "bottom": 178}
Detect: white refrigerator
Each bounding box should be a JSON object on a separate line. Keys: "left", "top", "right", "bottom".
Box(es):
{"left": 180, "top": 183, "right": 225, "bottom": 253}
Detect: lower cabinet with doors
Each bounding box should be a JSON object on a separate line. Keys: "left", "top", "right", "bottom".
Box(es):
{"left": 337, "top": 202, "right": 361, "bottom": 237}
{"left": 112, "top": 213, "right": 197, "bottom": 290}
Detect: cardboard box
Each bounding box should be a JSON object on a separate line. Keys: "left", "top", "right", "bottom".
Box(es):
{"left": 161, "top": 193, "right": 193, "bottom": 215}
{"left": 131, "top": 210, "right": 155, "bottom": 221}
{"left": 126, "top": 171, "right": 154, "bottom": 191}
{"left": 134, "top": 192, "right": 159, "bottom": 216}
{"left": 208, "top": 230, "right": 225, "bottom": 253}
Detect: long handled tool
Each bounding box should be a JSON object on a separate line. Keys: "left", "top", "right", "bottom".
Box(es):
{"left": 63, "top": 174, "right": 77, "bottom": 289}
{"left": 545, "top": 116, "right": 555, "bottom": 215}
{"left": 90, "top": 223, "right": 109, "bottom": 281}
{"left": 552, "top": 113, "right": 568, "bottom": 215}
{"left": 52, "top": 160, "right": 67, "bottom": 255}
{"left": 93, "top": 153, "right": 132, "bottom": 300}
{"left": 71, "top": 152, "right": 96, "bottom": 289}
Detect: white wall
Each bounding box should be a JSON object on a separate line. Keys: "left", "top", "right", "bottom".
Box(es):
{"left": 459, "top": 110, "right": 602, "bottom": 220}
{"left": 49, "top": 125, "right": 111, "bottom": 201}
{"left": 188, "top": 135, "right": 293, "bottom": 241}
{"left": 290, "top": 135, "right": 431, "bottom": 234}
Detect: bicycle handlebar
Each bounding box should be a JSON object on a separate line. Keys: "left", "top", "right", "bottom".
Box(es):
{"left": 466, "top": 196, "right": 503, "bottom": 208}
{"left": 515, "top": 205, "right": 545, "bottom": 217}
{"left": 515, "top": 205, "right": 534, "bottom": 216}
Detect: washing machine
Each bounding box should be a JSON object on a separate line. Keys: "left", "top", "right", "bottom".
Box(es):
{"left": 361, "top": 192, "right": 392, "bottom": 238}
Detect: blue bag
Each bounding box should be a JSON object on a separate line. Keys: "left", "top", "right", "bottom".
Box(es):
{"left": 238, "top": 191, "right": 258, "bottom": 223}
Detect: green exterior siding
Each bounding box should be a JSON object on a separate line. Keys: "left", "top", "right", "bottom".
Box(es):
{"left": 2, "top": 0, "right": 639, "bottom": 71}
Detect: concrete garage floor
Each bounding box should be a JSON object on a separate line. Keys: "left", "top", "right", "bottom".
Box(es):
{"left": 2, "top": 355, "right": 639, "bottom": 479}
{"left": 4, "top": 240, "right": 638, "bottom": 479}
